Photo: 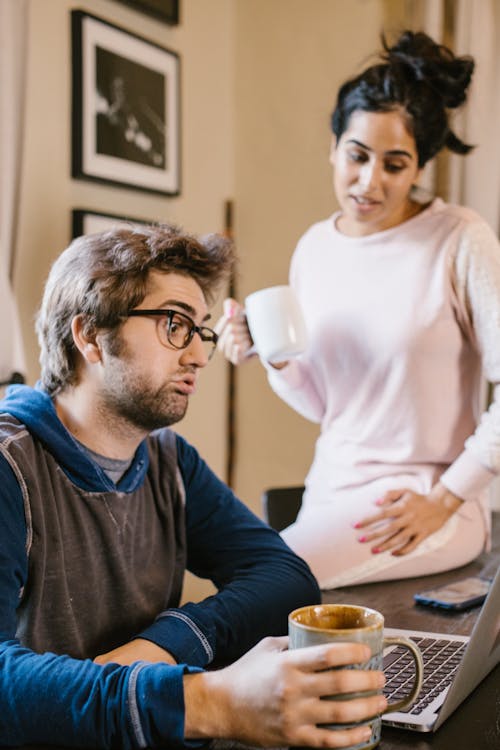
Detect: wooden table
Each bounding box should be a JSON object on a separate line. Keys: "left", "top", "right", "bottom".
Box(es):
{"left": 325, "top": 512, "right": 500, "bottom": 750}
{"left": 8, "top": 514, "right": 500, "bottom": 750}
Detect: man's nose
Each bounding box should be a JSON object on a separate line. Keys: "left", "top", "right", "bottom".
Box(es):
{"left": 181, "top": 332, "right": 209, "bottom": 368}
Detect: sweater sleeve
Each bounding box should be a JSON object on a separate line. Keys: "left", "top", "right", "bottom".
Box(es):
{"left": 0, "top": 454, "right": 202, "bottom": 749}
{"left": 264, "top": 357, "right": 325, "bottom": 423}
{"left": 439, "top": 219, "right": 500, "bottom": 500}
{"left": 261, "top": 235, "right": 326, "bottom": 423}
{"left": 138, "top": 435, "right": 321, "bottom": 667}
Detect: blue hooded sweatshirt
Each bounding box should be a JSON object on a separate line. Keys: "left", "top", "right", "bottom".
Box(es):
{"left": 0, "top": 385, "right": 319, "bottom": 748}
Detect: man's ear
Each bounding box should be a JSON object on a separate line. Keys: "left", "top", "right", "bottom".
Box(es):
{"left": 71, "top": 315, "right": 102, "bottom": 364}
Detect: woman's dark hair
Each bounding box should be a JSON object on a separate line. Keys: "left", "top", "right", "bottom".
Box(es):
{"left": 331, "top": 31, "right": 475, "bottom": 167}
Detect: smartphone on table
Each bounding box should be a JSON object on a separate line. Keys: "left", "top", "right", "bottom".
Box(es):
{"left": 414, "top": 575, "right": 493, "bottom": 611}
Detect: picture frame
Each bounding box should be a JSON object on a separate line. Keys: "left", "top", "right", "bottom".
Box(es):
{"left": 72, "top": 209, "right": 153, "bottom": 238}
{"left": 110, "top": 0, "right": 179, "bottom": 25}
{"left": 72, "top": 10, "right": 181, "bottom": 196}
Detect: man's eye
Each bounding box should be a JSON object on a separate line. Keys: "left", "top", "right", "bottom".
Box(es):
{"left": 169, "top": 315, "right": 190, "bottom": 334}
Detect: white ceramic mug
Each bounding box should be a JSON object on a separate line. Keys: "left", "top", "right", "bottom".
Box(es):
{"left": 244, "top": 285, "right": 307, "bottom": 363}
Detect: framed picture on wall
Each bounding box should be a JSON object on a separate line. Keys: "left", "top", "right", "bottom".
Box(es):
{"left": 72, "top": 209, "right": 153, "bottom": 237}
{"left": 71, "top": 10, "right": 181, "bottom": 196}
{"left": 110, "top": 0, "right": 180, "bottom": 25}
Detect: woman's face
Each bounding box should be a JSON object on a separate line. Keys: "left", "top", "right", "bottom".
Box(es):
{"left": 330, "top": 109, "right": 422, "bottom": 236}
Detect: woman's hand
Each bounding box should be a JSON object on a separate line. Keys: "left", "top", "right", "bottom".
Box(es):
{"left": 214, "top": 298, "right": 256, "bottom": 365}
{"left": 354, "top": 482, "right": 463, "bottom": 556}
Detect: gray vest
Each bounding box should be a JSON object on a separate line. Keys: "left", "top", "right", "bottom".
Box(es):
{"left": 1, "top": 416, "right": 186, "bottom": 659}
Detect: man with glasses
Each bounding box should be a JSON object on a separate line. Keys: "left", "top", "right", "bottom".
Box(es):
{"left": 0, "top": 224, "right": 386, "bottom": 749}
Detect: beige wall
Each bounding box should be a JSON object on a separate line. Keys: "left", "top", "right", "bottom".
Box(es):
{"left": 13, "top": 0, "right": 403, "bottom": 600}
{"left": 15, "top": 0, "right": 235, "bottom": 481}
{"left": 231, "top": 0, "right": 395, "bottom": 514}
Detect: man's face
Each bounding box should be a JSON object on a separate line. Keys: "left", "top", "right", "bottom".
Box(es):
{"left": 97, "top": 271, "right": 212, "bottom": 432}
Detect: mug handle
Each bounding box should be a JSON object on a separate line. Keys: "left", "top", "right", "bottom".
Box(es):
{"left": 382, "top": 636, "right": 424, "bottom": 713}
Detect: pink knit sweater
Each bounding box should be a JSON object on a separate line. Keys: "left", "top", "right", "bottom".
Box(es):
{"left": 267, "top": 199, "right": 500, "bottom": 587}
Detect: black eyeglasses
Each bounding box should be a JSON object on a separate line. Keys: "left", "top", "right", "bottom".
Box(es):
{"left": 125, "top": 308, "right": 219, "bottom": 360}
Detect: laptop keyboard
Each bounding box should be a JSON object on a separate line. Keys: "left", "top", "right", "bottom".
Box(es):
{"left": 383, "top": 636, "right": 467, "bottom": 714}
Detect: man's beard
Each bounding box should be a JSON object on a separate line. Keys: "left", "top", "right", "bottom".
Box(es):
{"left": 99, "top": 333, "right": 190, "bottom": 432}
{"left": 102, "top": 375, "right": 188, "bottom": 432}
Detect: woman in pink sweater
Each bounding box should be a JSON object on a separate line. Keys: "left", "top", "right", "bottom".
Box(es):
{"left": 216, "top": 31, "right": 500, "bottom": 589}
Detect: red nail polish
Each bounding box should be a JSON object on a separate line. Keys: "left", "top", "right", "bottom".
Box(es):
{"left": 352, "top": 522, "right": 361, "bottom": 529}
{"left": 358, "top": 536, "right": 367, "bottom": 543}
{"left": 372, "top": 547, "right": 381, "bottom": 554}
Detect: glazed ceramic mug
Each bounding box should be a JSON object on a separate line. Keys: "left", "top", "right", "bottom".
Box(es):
{"left": 244, "top": 285, "right": 308, "bottom": 364}
{"left": 289, "top": 604, "right": 423, "bottom": 750}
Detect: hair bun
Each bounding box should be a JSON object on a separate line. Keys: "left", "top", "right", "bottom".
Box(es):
{"left": 383, "top": 31, "right": 474, "bottom": 108}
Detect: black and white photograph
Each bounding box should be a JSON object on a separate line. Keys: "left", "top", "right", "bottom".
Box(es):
{"left": 72, "top": 209, "right": 153, "bottom": 238}
{"left": 111, "top": 0, "right": 179, "bottom": 25}
{"left": 72, "top": 10, "right": 180, "bottom": 195}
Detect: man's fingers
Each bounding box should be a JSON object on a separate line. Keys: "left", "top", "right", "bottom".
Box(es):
{"left": 255, "top": 639, "right": 378, "bottom": 674}
{"left": 293, "top": 691, "right": 387, "bottom": 748}
{"left": 251, "top": 635, "right": 289, "bottom": 654}
{"left": 301, "top": 724, "right": 374, "bottom": 749}
{"left": 310, "top": 693, "right": 387, "bottom": 726}
{"left": 288, "top": 642, "right": 372, "bottom": 671}
{"left": 255, "top": 638, "right": 372, "bottom": 669}
{"left": 300, "top": 664, "right": 385, "bottom": 699}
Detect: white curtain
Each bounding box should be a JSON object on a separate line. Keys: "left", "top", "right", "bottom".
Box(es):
{"left": 448, "top": 0, "right": 500, "bottom": 233}
{"left": 453, "top": 0, "right": 500, "bottom": 512}
{"left": 0, "top": 0, "right": 28, "bottom": 383}
{"left": 415, "top": 0, "right": 500, "bottom": 510}
{"left": 414, "top": 0, "right": 500, "bottom": 231}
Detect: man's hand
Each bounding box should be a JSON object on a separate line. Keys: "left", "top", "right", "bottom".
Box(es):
{"left": 354, "top": 482, "right": 463, "bottom": 556}
{"left": 183, "top": 636, "right": 386, "bottom": 748}
{"left": 93, "top": 638, "right": 177, "bottom": 666}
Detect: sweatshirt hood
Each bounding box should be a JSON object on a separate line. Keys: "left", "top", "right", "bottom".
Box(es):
{"left": 0, "top": 384, "right": 149, "bottom": 492}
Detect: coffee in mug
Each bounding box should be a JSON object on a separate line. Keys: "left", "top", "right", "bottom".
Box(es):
{"left": 244, "top": 285, "right": 307, "bottom": 363}
{"left": 289, "top": 604, "right": 423, "bottom": 750}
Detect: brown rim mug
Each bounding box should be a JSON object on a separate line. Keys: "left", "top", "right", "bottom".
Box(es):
{"left": 289, "top": 603, "right": 424, "bottom": 750}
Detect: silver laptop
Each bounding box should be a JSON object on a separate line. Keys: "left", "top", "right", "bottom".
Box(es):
{"left": 382, "top": 564, "right": 500, "bottom": 732}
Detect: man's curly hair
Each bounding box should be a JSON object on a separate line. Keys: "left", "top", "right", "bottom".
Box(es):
{"left": 36, "top": 223, "right": 235, "bottom": 395}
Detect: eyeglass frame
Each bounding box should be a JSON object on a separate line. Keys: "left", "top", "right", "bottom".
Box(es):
{"left": 124, "top": 308, "right": 219, "bottom": 359}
